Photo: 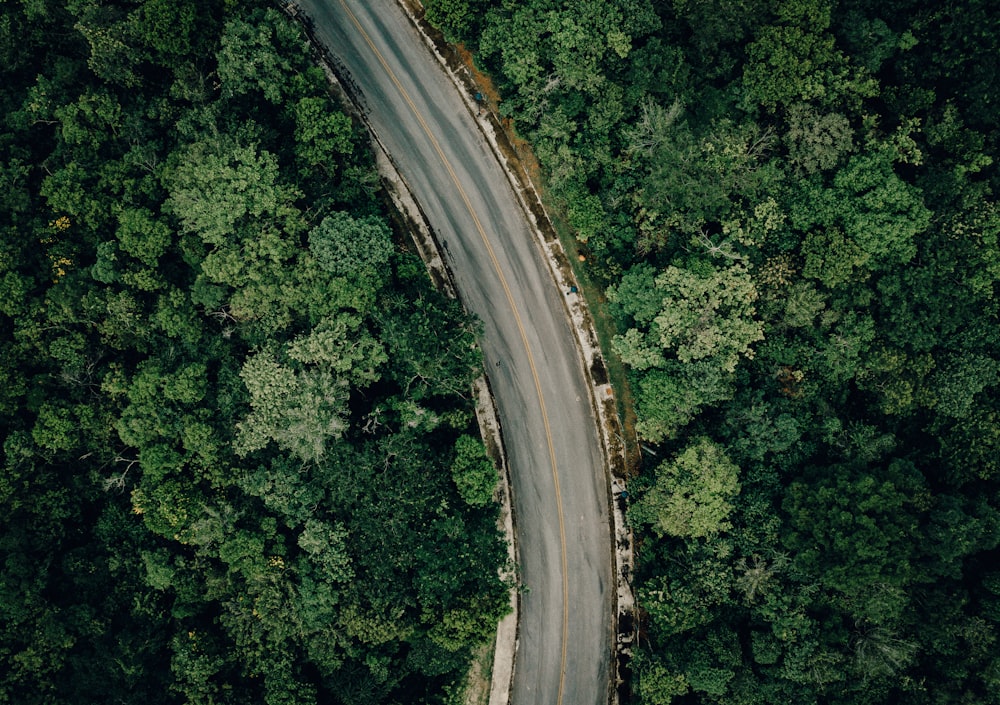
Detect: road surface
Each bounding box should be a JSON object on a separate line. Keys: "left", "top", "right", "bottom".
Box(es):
{"left": 295, "top": 2, "right": 614, "bottom": 703}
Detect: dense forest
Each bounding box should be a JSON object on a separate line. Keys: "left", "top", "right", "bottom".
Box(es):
{"left": 0, "top": 1, "right": 509, "bottom": 703}
{"left": 425, "top": 0, "right": 1000, "bottom": 703}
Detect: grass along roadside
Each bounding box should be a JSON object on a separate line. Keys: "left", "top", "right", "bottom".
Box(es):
{"left": 458, "top": 640, "right": 495, "bottom": 705}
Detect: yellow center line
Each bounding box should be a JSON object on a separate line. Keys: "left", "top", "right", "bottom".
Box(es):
{"left": 335, "top": 1, "right": 570, "bottom": 702}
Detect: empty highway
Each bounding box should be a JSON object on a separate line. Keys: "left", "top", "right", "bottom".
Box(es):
{"left": 295, "top": 2, "right": 614, "bottom": 703}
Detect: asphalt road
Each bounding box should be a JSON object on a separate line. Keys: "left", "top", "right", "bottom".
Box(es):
{"left": 295, "top": 2, "right": 613, "bottom": 703}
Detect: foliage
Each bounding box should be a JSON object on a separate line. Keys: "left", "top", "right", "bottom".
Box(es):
{"left": 309, "top": 211, "right": 394, "bottom": 279}
{"left": 422, "top": 0, "right": 492, "bottom": 45}
{"left": 451, "top": 434, "right": 499, "bottom": 506}
{"left": 629, "top": 438, "right": 741, "bottom": 539}
{"left": 466, "top": 0, "right": 1000, "bottom": 702}
{"left": 611, "top": 260, "right": 764, "bottom": 374}
{"left": 0, "top": 3, "right": 507, "bottom": 704}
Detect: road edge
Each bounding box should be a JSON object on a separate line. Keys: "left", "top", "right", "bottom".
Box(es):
{"left": 392, "top": 3, "right": 636, "bottom": 703}
{"left": 280, "top": 4, "right": 524, "bottom": 703}
{"left": 283, "top": 1, "right": 637, "bottom": 702}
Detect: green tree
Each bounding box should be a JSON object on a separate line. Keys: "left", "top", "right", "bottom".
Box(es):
{"left": 927, "top": 353, "right": 1000, "bottom": 419}
{"left": 783, "top": 460, "right": 927, "bottom": 619}
{"left": 115, "top": 208, "right": 172, "bottom": 265}
{"left": 164, "top": 137, "right": 301, "bottom": 247}
{"left": 292, "top": 96, "right": 353, "bottom": 177}
{"left": 450, "top": 434, "right": 497, "bottom": 506}
{"left": 72, "top": 4, "right": 144, "bottom": 88}
{"left": 633, "top": 651, "right": 690, "bottom": 704}
{"left": 308, "top": 211, "right": 394, "bottom": 280}
{"left": 215, "top": 9, "right": 313, "bottom": 104}
{"left": 631, "top": 362, "right": 735, "bottom": 442}
{"left": 379, "top": 291, "right": 482, "bottom": 400}
{"left": 784, "top": 103, "right": 855, "bottom": 174}
{"left": 133, "top": 0, "right": 219, "bottom": 64}
{"left": 611, "top": 260, "right": 764, "bottom": 374}
{"left": 630, "top": 437, "right": 741, "bottom": 539}
{"left": 297, "top": 518, "right": 354, "bottom": 584}
{"left": 423, "top": 0, "right": 492, "bottom": 45}
{"left": 740, "top": 0, "right": 876, "bottom": 113}
{"left": 235, "top": 349, "right": 349, "bottom": 463}
{"left": 793, "top": 146, "right": 932, "bottom": 273}
{"left": 632, "top": 117, "right": 777, "bottom": 236}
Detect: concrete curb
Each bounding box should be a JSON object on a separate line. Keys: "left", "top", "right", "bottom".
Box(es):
{"left": 472, "top": 377, "right": 519, "bottom": 705}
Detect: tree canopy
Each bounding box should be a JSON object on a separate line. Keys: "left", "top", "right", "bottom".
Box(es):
{"left": 426, "top": 0, "right": 1000, "bottom": 702}
{"left": 0, "top": 3, "right": 507, "bottom": 703}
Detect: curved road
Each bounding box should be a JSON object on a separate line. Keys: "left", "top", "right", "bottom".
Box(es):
{"left": 296, "top": 2, "right": 613, "bottom": 703}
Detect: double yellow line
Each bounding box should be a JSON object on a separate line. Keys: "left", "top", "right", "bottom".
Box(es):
{"left": 334, "top": 1, "right": 571, "bottom": 702}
